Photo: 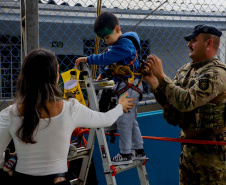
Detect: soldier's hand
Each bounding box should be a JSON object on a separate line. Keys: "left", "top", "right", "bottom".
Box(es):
{"left": 143, "top": 62, "right": 159, "bottom": 90}
{"left": 146, "top": 55, "right": 166, "bottom": 82}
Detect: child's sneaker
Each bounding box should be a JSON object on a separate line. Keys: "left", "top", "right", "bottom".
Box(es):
{"left": 131, "top": 149, "right": 146, "bottom": 160}
{"left": 111, "top": 153, "right": 133, "bottom": 165}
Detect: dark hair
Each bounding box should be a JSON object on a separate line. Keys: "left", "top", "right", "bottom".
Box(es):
{"left": 202, "top": 33, "right": 220, "bottom": 51}
{"left": 94, "top": 12, "right": 119, "bottom": 34}
{"left": 16, "top": 48, "right": 63, "bottom": 143}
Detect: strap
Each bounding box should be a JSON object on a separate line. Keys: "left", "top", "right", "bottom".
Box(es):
{"left": 116, "top": 78, "right": 143, "bottom": 101}
{"left": 116, "top": 51, "right": 138, "bottom": 73}
{"left": 117, "top": 85, "right": 130, "bottom": 98}
{"left": 127, "top": 52, "right": 138, "bottom": 73}
{"left": 127, "top": 52, "right": 138, "bottom": 66}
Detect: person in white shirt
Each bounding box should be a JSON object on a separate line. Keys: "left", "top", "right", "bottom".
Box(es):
{"left": 0, "top": 48, "right": 135, "bottom": 185}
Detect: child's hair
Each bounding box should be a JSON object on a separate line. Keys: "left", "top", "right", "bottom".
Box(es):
{"left": 16, "top": 48, "right": 63, "bottom": 143}
{"left": 94, "top": 12, "right": 119, "bottom": 36}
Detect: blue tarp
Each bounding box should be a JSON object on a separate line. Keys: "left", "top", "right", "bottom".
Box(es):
{"left": 92, "top": 110, "right": 181, "bottom": 185}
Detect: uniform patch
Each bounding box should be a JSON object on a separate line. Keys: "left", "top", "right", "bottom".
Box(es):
{"left": 199, "top": 79, "right": 209, "bottom": 90}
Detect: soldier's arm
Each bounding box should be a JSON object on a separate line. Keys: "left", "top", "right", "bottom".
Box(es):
{"left": 144, "top": 61, "right": 177, "bottom": 107}
{"left": 159, "top": 68, "right": 226, "bottom": 112}
{"left": 152, "top": 87, "right": 168, "bottom": 107}
{"left": 152, "top": 69, "right": 181, "bottom": 107}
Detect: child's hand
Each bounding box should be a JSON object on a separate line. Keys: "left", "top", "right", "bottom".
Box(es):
{"left": 118, "top": 92, "right": 135, "bottom": 113}
{"left": 75, "top": 57, "right": 87, "bottom": 67}
{"left": 96, "top": 74, "right": 103, "bottom": 81}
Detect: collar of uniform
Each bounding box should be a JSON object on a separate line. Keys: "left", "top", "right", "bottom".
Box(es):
{"left": 190, "top": 56, "right": 218, "bottom": 69}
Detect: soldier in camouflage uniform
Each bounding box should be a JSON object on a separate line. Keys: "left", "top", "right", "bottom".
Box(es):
{"left": 144, "top": 24, "right": 226, "bottom": 185}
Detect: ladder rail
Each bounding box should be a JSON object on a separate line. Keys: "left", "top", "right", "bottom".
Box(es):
{"left": 77, "top": 63, "right": 117, "bottom": 185}
{"left": 78, "top": 129, "right": 96, "bottom": 185}
{"left": 137, "top": 163, "right": 150, "bottom": 185}
{"left": 77, "top": 63, "right": 98, "bottom": 185}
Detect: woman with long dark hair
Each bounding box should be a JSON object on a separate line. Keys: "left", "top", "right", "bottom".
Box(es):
{"left": 0, "top": 48, "right": 134, "bottom": 185}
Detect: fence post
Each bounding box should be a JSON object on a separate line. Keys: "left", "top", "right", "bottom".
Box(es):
{"left": 20, "top": 0, "right": 39, "bottom": 61}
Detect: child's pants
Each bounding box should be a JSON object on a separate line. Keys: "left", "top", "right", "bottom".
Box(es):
{"left": 114, "top": 79, "right": 144, "bottom": 154}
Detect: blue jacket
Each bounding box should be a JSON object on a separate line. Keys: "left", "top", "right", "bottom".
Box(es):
{"left": 87, "top": 32, "right": 141, "bottom": 82}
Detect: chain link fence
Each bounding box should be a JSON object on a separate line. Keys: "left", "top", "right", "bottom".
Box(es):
{"left": 0, "top": 0, "right": 225, "bottom": 110}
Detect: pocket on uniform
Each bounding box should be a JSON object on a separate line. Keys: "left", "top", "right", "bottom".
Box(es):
{"left": 208, "top": 170, "right": 224, "bottom": 181}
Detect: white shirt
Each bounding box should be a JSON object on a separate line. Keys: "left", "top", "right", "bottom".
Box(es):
{"left": 0, "top": 98, "right": 123, "bottom": 175}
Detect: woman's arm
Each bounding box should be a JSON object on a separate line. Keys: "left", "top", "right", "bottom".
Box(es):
{"left": 0, "top": 106, "right": 12, "bottom": 168}
{"left": 70, "top": 92, "right": 134, "bottom": 128}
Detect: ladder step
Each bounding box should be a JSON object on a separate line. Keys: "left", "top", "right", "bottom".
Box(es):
{"left": 105, "top": 158, "right": 149, "bottom": 175}
{"left": 80, "top": 79, "right": 114, "bottom": 90}
{"left": 70, "top": 178, "right": 79, "bottom": 185}
{"left": 104, "top": 123, "right": 117, "bottom": 131}
{"left": 67, "top": 147, "right": 91, "bottom": 161}
{"left": 115, "top": 158, "right": 149, "bottom": 174}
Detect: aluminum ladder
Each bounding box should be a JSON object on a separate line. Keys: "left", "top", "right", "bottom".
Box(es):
{"left": 68, "top": 63, "right": 150, "bottom": 185}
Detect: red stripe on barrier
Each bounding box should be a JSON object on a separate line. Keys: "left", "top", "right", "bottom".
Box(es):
{"left": 105, "top": 133, "right": 226, "bottom": 145}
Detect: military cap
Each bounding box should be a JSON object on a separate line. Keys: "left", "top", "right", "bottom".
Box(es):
{"left": 184, "top": 24, "right": 222, "bottom": 41}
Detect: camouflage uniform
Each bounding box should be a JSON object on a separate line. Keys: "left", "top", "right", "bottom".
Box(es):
{"left": 152, "top": 56, "right": 226, "bottom": 185}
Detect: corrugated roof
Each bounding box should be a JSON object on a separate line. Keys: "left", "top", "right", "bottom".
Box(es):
{"left": 37, "top": 0, "right": 226, "bottom": 13}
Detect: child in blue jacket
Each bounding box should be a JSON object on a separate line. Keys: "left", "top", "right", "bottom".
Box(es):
{"left": 75, "top": 12, "right": 146, "bottom": 165}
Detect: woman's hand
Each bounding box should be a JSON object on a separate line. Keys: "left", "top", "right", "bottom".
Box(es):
{"left": 118, "top": 92, "right": 135, "bottom": 113}
{"left": 3, "top": 148, "right": 17, "bottom": 176}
